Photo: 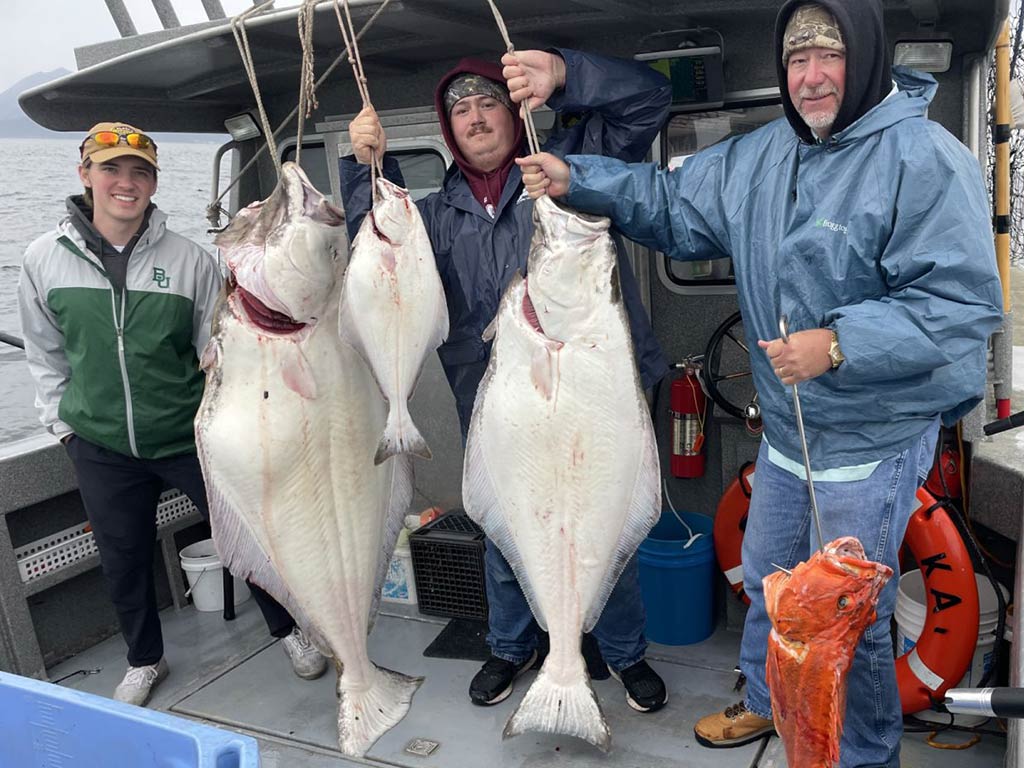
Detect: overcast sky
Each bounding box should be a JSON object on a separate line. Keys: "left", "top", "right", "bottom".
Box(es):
{"left": 1, "top": 0, "right": 260, "bottom": 93}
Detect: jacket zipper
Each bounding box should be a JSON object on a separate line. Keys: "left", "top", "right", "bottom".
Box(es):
{"left": 110, "top": 287, "right": 139, "bottom": 458}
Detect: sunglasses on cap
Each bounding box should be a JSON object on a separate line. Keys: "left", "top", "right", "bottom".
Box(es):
{"left": 87, "top": 131, "right": 156, "bottom": 150}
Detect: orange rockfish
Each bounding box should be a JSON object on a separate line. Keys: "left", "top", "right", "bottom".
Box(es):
{"left": 763, "top": 537, "right": 893, "bottom": 768}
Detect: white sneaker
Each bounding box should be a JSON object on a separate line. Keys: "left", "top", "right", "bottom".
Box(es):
{"left": 113, "top": 658, "right": 169, "bottom": 707}
{"left": 281, "top": 627, "right": 328, "bottom": 680}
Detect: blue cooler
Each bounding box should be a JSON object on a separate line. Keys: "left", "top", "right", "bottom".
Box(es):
{"left": 638, "top": 510, "right": 716, "bottom": 645}
{"left": 0, "top": 671, "right": 261, "bottom": 767}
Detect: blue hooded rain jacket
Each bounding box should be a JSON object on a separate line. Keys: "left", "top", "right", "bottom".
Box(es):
{"left": 565, "top": 67, "right": 1003, "bottom": 469}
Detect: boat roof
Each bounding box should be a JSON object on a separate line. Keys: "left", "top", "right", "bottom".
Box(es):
{"left": 19, "top": 0, "right": 1009, "bottom": 134}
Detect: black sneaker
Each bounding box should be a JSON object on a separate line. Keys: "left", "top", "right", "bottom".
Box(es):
{"left": 468, "top": 650, "right": 538, "bottom": 706}
{"left": 610, "top": 659, "right": 667, "bottom": 713}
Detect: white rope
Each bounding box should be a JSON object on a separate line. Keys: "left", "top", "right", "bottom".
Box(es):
{"left": 296, "top": 0, "right": 322, "bottom": 166}
{"left": 483, "top": 0, "right": 541, "bottom": 156}
{"left": 208, "top": 0, "right": 395, "bottom": 229}
{"left": 334, "top": 0, "right": 382, "bottom": 199}
{"left": 230, "top": 0, "right": 281, "bottom": 178}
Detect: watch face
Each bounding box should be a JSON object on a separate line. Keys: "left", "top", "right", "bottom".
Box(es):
{"left": 829, "top": 343, "right": 843, "bottom": 367}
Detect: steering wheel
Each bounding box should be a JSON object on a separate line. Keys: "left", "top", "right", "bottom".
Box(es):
{"left": 702, "top": 311, "right": 759, "bottom": 422}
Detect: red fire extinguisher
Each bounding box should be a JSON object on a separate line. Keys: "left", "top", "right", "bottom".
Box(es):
{"left": 670, "top": 360, "right": 707, "bottom": 478}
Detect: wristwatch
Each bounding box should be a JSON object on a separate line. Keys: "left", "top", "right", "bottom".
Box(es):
{"left": 828, "top": 330, "right": 845, "bottom": 369}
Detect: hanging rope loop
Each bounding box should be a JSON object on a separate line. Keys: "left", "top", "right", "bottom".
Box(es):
{"left": 335, "top": 0, "right": 383, "bottom": 200}
{"left": 483, "top": 0, "right": 542, "bottom": 157}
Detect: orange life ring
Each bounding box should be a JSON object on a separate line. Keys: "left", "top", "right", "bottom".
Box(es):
{"left": 895, "top": 487, "right": 980, "bottom": 714}
{"left": 713, "top": 463, "right": 755, "bottom": 606}
{"left": 712, "top": 465, "right": 980, "bottom": 714}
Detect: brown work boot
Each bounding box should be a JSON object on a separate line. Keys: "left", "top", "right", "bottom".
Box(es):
{"left": 694, "top": 701, "right": 776, "bottom": 748}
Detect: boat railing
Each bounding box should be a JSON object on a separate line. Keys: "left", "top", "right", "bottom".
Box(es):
{"left": 0, "top": 435, "right": 202, "bottom": 679}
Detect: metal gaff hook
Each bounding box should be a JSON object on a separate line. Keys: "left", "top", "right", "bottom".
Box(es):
{"left": 779, "top": 315, "right": 825, "bottom": 554}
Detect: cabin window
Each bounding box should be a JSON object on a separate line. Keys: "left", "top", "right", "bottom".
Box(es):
{"left": 659, "top": 103, "right": 784, "bottom": 293}
{"left": 283, "top": 142, "right": 332, "bottom": 196}
{"left": 391, "top": 149, "right": 447, "bottom": 200}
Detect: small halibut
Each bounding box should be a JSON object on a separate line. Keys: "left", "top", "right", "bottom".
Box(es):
{"left": 340, "top": 177, "right": 448, "bottom": 464}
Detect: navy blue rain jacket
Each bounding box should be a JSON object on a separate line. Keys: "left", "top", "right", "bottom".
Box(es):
{"left": 341, "top": 49, "right": 671, "bottom": 435}
{"left": 565, "top": 67, "right": 1003, "bottom": 469}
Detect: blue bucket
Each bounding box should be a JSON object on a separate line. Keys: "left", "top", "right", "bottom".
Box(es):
{"left": 638, "top": 510, "right": 716, "bottom": 645}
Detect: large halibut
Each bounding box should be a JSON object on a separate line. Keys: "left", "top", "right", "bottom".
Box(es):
{"left": 462, "top": 195, "right": 661, "bottom": 750}
{"left": 196, "top": 162, "right": 420, "bottom": 757}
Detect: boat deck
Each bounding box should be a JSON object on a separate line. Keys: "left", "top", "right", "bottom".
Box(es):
{"left": 47, "top": 599, "right": 1006, "bottom": 767}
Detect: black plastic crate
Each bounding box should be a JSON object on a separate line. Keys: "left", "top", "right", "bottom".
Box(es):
{"left": 409, "top": 511, "right": 488, "bottom": 620}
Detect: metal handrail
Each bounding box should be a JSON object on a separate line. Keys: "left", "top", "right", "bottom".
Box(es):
{"left": 0, "top": 332, "right": 24, "bottom": 350}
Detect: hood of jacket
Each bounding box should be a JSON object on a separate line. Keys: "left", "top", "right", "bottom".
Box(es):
{"left": 65, "top": 194, "right": 159, "bottom": 258}
{"left": 775, "top": 0, "right": 892, "bottom": 144}
{"left": 434, "top": 57, "right": 526, "bottom": 212}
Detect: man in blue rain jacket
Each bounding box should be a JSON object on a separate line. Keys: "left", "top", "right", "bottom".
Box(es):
{"left": 514, "top": 2, "right": 1003, "bottom": 766}
{"left": 341, "top": 49, "right": 671, "bottom": 713}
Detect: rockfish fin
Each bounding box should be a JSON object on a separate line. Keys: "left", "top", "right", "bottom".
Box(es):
{"left": 196, "top": 432, "right": 332, "bottom": 657}
{"left": 374, "top": 405, "right": 431, "bottom": 465}
{"left": 337, "top": 663, "right": 423, "bottom": 757}
{"left": 462, "top": 417, "right": 548, "bottom": 631}
{"left": 503, "top": 661, "right": 610, "bottom": 751}
{"left": 281, "top": 344, "right": 318, "bottom": 399}
{"left": 367, "top": 453, "right": 414, "bottom": 634}
{"left": 582, "top": 414, "right": 661, "bottom": 633}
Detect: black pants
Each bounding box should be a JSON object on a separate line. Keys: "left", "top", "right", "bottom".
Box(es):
{"left": 65, "top": 435, "right": 295, "bottom": 667}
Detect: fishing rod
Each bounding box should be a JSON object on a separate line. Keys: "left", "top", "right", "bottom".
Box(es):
{"left": 984, "top": 409, "right": 1024, "bottom": 436}
{"left": 0, "top": 331, "right": 24, "bottom": 350}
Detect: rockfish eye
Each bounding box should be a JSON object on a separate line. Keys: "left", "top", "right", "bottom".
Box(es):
{"left": 837, "top": 595, "right": 851, "bottom": 610}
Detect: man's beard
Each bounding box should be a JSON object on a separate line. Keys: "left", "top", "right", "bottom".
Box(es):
{"left": 797, "top": 85, "right": 840, "bottom": 133}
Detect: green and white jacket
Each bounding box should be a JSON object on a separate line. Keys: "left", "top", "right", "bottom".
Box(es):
{"left": 18, "top": 207, "right": 223, "bottom": 459}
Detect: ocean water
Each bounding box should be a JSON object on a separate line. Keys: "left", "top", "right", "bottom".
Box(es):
{"left": 0, "top": 138, "right": 231, "bottom": 446}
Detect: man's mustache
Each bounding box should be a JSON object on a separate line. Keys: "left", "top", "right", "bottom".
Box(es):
{"left": 798, "top": 85, "right": 839, "bottom": 101}
{"left": 468, "top": 125, "right": 493, "bottom": 137}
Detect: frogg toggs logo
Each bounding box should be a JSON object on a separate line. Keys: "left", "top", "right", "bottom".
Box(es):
{"left": 152, "top": 267, "right": 171, "bottom": 289}
{"left": 815, "top": 217, "right": 848, "bottom": 235}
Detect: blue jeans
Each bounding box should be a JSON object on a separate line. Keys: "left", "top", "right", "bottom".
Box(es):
{"left": 740, "top": 427, "right": 937, "bottom": 768}
{"left": 484, "top": 539, "right": 648, "bottom": 672}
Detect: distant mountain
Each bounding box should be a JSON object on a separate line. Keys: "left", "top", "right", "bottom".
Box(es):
{"left": 0, "top": 69, "right": 72, "bottom": 120}
{"left": 0, "top": 70, "right": 226, "bottom": 142}
{"left": 0, "top": 69, "right": 74, "bottom": 138}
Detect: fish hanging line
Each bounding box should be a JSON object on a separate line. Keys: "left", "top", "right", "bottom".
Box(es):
{"left": 483, "top": 0, "right": 542, "bottom": 158}
{"left": 231, "top": 0, "right": 282, "bottom": 178}
{"left": 334, "top": 0, "right": 385, "bottom": 203}
{"left": 209, "top": 0, "right": 395, "bottom": 230}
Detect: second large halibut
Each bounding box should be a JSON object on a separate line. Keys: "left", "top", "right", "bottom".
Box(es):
{"left": 462, "top": 195, "right": 661, "bottom": 750}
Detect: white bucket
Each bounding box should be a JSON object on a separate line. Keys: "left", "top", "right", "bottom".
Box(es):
{"left": 179, "top": 539, "right": 251, "bottom": 612}
{"left": 381, "top": 530, "right": 417, "bottom": 605}
{"left": 895, "top": 570, "right": 1007, "bottom": 725}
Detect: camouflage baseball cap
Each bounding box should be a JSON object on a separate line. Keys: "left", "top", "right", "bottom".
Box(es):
{"left": 444, "top": 74, "right": 513, "bottom": 116}
{"left": 782, "top": 4, "right": 845, "bottom": 65}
